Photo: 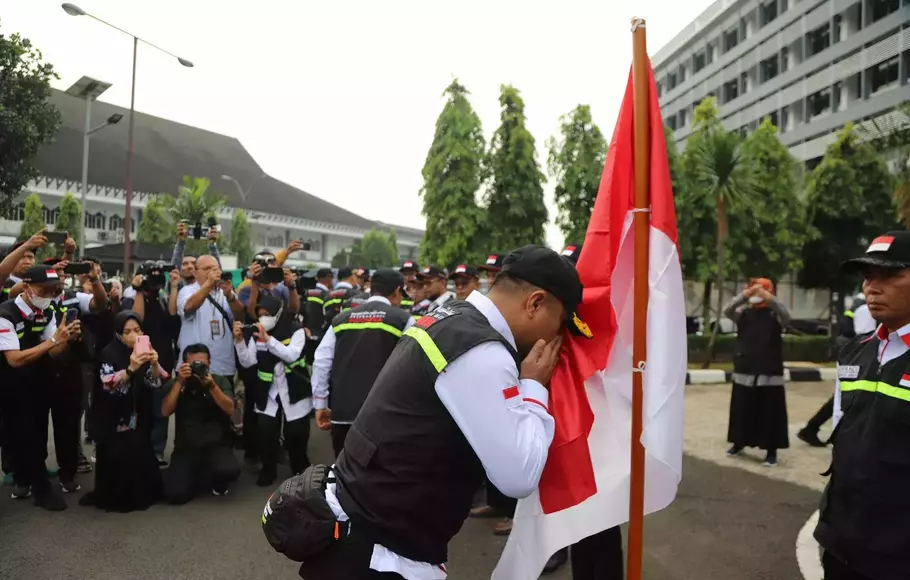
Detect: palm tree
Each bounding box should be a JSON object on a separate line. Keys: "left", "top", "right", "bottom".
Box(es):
{"left": 163, "top": 176, "right": 227, "bottom": 255}
{"left": 691, "top": 127, "right": 756, "bottom": 369}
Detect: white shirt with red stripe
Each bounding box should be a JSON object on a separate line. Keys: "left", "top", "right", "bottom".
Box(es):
{"left": 325, "top": 290, "right": 555, "bottom": 580}
{"left": 0, "top": 294, "right": 57, "bottom": 351}
{"left": 834, "top": 321, "right": 910, "bottom": 427}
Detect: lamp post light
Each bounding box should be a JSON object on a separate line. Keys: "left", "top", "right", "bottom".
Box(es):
{"left": 61, "top": 3, "right": 193, "bottom": 272}
{"left": 221, "top": 173, "right": 266, "bottom": 202}
{"left": 65, "top": 76, "right": 121, "bottom": 258}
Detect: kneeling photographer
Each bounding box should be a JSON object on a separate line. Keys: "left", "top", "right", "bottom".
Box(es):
{"left": 161, "top": 344, "right": 239, "bottom": 504}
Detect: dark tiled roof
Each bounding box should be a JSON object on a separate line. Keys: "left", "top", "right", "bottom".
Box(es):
{"left": 32, "top": 89, "right": 376, "bottom": 229}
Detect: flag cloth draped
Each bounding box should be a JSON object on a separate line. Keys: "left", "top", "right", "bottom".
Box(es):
{"left": 493, "top": 61, "right": 687, "bottom": 580}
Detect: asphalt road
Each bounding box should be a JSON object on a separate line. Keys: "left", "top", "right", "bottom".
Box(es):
{"left": 0, "top": 419, "right": 821, "bottom": 580}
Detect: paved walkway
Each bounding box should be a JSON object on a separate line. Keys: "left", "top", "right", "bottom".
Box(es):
{"left": 0, "top": 381, "right": 834, "bottom": 580}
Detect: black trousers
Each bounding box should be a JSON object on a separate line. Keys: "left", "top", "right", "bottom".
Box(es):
{"left": 258, "top": 411, "right": 311, "bottom": 475}
{"left": 163, "top": 443, "right": 241, "bottom": 504}
{"left": 298, "top": 525, "right": 405, "bottom": 580}
{"left": 806, "top": 396, "right": 835, "bottom": 432}
{"left": 0, "top": 387, "right": 13, "bottom": 474}
{"left": 486, "top": 477, "right": 517, "bottom": 517}
{"left": 42, "top": 376, "right": 83, "bottom": 482}
{"left": 822, "top": 551, "right": 875, "bottom": 580}
{"left": 9, "top": 383, "right": 51, "bottom": 489}
{"left": 331, "top": 424, "right": 351, "bottom": 458}
{"left": 241, "top": 377, "right": 259, "bottom": 461}
{"left": 570, "top": 526, "right": 624, "bottom": 580}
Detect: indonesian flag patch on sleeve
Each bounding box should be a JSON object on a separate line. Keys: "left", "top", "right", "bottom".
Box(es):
{"left": 867, "top": 236, "right": 895, "bottom": 253}
{"left": 900, "top": 374, "right": 910, "bottom": 388}
{"left": 562, "top": 246, "right": 576, "bottom": 257}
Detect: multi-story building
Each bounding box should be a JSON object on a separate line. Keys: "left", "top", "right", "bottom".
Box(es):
{"left": 655, "top": 0, "right": 909, "bottom": 165}
{"left": 0, "top": 88, "right": 420, "bottom": 268}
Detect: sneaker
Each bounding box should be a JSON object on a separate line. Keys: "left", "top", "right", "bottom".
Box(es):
{"left": 156, "top": 454, "right": 168, "bottom": 468}
{"left": 60, "top": 479, "right": 81, "bottom": 494}
{"left": 77, "top": 454, "right": 93, "bottom": 473}
{"left": 726, "top": 445, "right": 744, "bottom": 456}
{"left": 212, "top": 487, "right": 230, "bottom": 496}
{"left": 11, "top": 484, "right": 31, "bottom": 499}
{"left": 763, "top": 452, "right": 778, "bottom": 467}
{"left": 33, "top": 486, "right": 68, "bottom": 511}
{"left": 797, "top": 428, "right": 827, "bottom": 448}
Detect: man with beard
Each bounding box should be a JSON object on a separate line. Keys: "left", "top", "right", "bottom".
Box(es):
{"left": 416, "top": 265, "right": 455, "bottom": 314}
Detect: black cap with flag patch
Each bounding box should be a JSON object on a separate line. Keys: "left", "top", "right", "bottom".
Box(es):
{"left": 21, "top": 265, "right": 62, "bottom": 285}
{"left": 561, "top": 244, "right": 583, "bottom": 265}
{"left": 399, "top": 260, "right": 419, "bottom": 273}
{"left": 842, "top": 231, "right": 910, "bottom": 273}
{"left": 417, "top": 265, "right": 447, "bottom": 280}
{"left": 478, "top": 253, "right": 505, "bottom": 272}
{"left": 448, "top": 264, "right": 479, "bottom": 279}
{"left": 500, "top": 245, "right": 591, "bottom": 338}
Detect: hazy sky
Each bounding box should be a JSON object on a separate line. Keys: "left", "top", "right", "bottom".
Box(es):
{"left": 5, "top": 0, "right": 713, "bottom": 249}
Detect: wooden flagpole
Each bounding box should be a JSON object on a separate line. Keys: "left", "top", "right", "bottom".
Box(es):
{"left": 627, "top": 16, "right": 651, "bottom": 580}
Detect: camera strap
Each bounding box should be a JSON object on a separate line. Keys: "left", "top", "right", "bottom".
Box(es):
{"left": 205, "top": 293, "right": 233, "bottom": 329}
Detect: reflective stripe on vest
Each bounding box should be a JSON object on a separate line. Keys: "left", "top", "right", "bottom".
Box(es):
{"left": 841, "top": 379, "right": 910, "bottom": 403}
{"left": 844, "top": 310, "right": 855, "bottom": 319}
{"left": 31, "top": 325, "right": 46, "bottom": 333}
{"left": 288, "top": 358, "right": 306, "bottom": 370}
{"left": 403, "top": 327, "right": 447, "bottom": 372}
{"left": 257, "top": 370, "right": 274, "bottom": 382}
{"left": 334, "top": 321, "right": 403, "bottom": 338}
{"left": 324, "top": 298, "right": 342, "bottom": 309}
{"left": 401, "top": 299, "right": 414, "bottom": 307}
{"left": 307, "top": 296, "right": 325, "bottom": 305}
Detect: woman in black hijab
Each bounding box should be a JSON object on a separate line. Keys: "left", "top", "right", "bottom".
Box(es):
{"left": 80, "top": 311, "right": 168, "bottom": 512}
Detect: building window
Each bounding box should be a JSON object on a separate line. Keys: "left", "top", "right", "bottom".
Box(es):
{"left": 723, "top": 28, "right": 739, "bottom": 52}
{"left": 760, "top": 55, "right": 779, "bottom": 82}
{"left": 781, "top": 47, "right": 790, "bottom": 73}
{"left": 109, "top": 215, "right": 122, "bottom": 232}
{"left": 739, "top": 18, "right": 748, "bottom": 42}
{"left": 871, "top": 0, "right": 899, "bottom": 23}
{"left": 679, "top": 109, "right": 688, "bottom": 128}
{"left": 760, "top": 0, "right": 779, "bottom": 26}
{"left": 657, "top": 82, "right": 664, "bottom": 97}
{"left": 807, "top": 89, "right": 832, "bottom": 119}
{"left": 267, "top": 234, "right": 284, "bottom": 247}
{"left": 740, "top": 72, "right": 750, "bottom": 95}
{"left": 780, "top": 0, "right": 788, "bottom": 14}
{"left": 694, "top": 51, "right": 707, "bottom": 73}
{"left": 707, "top": 42, "right": 716, "bottom": 64}
{"left": 668, "top": 71, "right": 678, "bottom": 90}
{"left": 85, "top": 212, "right": 106, "bottom": 229}
{"left": 769, "top": 110, "right": 780, "bottom": 128}
{"left": 870, "top": 57, "right": 899, "bottom": 94}
{"left": 679, "top": 64, "right": 687, "bottom": 84}
{"left": 666, "top": 116, "right": 678, "bottom": 131}
{"left": 5, "top": 203, "right": 25, "bottom": 221}
{"left": 807, "top": 24, "right": 830, "bottom": 58}
{"left": 723, "top": 79, "right": 739, "bottom": 102}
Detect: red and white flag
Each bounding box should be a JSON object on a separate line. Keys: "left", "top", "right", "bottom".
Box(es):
{"left": 493, "top": 62, "right": 687, "bottom": 579}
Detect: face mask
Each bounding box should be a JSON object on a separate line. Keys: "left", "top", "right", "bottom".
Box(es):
{"left": 259, "top": 315, "right": 278, "bottom": 332}
{"left": 30, "top": 294, "right": 52, "bottom": 310}
{"left": 748, "top": 296, "right": 765, "bottom": 304}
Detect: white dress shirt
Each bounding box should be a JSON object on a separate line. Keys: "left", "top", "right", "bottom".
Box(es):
{"left": 834, "top": 322, "right": 910, "bottom": 427}
{"left": 852, "top": 304, "right": 876, "bottom": 335}
{"left": 427, "top": 291, "right": 455, "bottom": 313}
{"left": 235, "top": 328, "right": 312, "bottom": 421}
{"left": 177, "top": 283, "right": 236, "bottom": 376}
{"left": 327, "top": 290, "right": 555, "bottom": 579}
{"left": 0, "top": 294, "right": 57, "bottom": 351}
{"left": 311, "top": 296, "right": 416, "bottom": 422}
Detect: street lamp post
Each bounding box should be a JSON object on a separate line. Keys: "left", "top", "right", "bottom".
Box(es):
{"left": 62, "top": 3, "right": 193, "bottom": 273}
{"left": 221, "top": 173, "right": 265, "bottom": 202}
{"left": 65, "top": 76, "right": 122, "bottom": 258}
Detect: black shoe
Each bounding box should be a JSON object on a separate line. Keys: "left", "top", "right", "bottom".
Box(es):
{"left": 34, "top": 486, "right": 68, "bottom": 511}
{"left": 541, "top": 548, "right": 569, "bottom": 575}
{"left": 10, "top": 484, "right": 31, "bottom": 499}
{"left": 257, "top": 468, "right": 277, "bottom": 488}
{"left": 726, "top": 445, "right": 744, "bottom": 456}
{"left": 763, "top": 451, "right": 778, "bottom": 467}
{"left": 60, "top": 479, "right": 82, "bottom": 494}
{"left": 797, "top": 428, "right": 827, "bottom": 448}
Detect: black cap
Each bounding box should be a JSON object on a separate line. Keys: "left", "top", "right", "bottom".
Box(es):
{"left": 417, "top": 265, "right": 447, "bottom": 280}
{"left": 478, "top": 253, "right": 505, "bottom": 272}
{"left": 20, "top": 265, "right": 63, "bottom": 285}
{"left": 842, "top": 232, "right": 910, "bottom": 273}
{"left": 371, "top": 268, "right": 404, "bottom": 287}
{"left": 315, "top": 268, "right": 333, "bottom": 278}
{"left": 399, "top": 259, "right": 419, "bottom": 272}
{"left": 501, "top": 245, "right": 591, "bottom": 338}
{"left": 448, "top": 263, "right": 479, "bottom": 279}
{"left": 261, "top": 468, "right": 338, "bottom": 563}
{"left": 337, "top": 267, "right": 354, "bottom": 279}
{"left": 561, "top": 244, "right": 582, "bottom": 265}
{"left": 354, "top": 268, "right": 371, "bottom": 281}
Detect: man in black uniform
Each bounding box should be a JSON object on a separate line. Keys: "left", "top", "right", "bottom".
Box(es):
{"left": 416, "top": 265, "right": 454, "bottom": 314}
{"left": 323, "top": 267, "right": 360, "bottom": 320}
{"left": 478, "top": 252, "right": 505, "bottom": 289}
{"left": 311, "top": 269, "right": 413, "bottom": 457}
{"left": 398, "top": 260, "right": 419, "bottom": 311}
{"left": 295, "top": 246, "right": 586, "bottom": 579}
{"left": 301, "top": 268, "right": 333, "bottom": 364}
{"left": 815, "top": 231, "right": 910, "bottom": 580}
{"left": 0, "top": 266, "right": 81, "bottom": 510}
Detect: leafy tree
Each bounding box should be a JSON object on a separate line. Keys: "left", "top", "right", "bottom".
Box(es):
{"left": 137, "top": 197, "right": 173, "bottom": 244}
{"left": 859, "top": 101, "right": 910, "bottom": 227}
{"left": 547, "top": 105, "right": 607, "bottom": 245}
{"left": 228, "top": 209, "right": 254, "bottom": 265}
{"left": 17, "top": 193, "right": 50, "bottom": 260}
{"left": 359, "top": 229, "right": 398, "bottom": 268}
{"left": 54, "top": 193, "right": 81, "bottom": 254}
{"left": 419, "top": 80, "right": 487, "bottom": 267}
{"left": 683, "top": 97, "right": 757, "bottom": 368}
{"left": 485, "top": 85, "right": 548, "bottom": 251}
{"left": 738, "top": 118, "right": 807, "bottom": 281}
{"left": 163, "top": 176, "right": 226, "bottom": 255}
{"left": 331, "top": 241, "right": 363, "bottom": 268}
{"left": 0, "top": 22, "right": 61, "bottom": 216}
{"left": 799, "top": 124, "right": 897, "bottom": 316}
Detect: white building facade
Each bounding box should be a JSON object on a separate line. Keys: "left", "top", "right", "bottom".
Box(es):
{"left": 655, "top": 0, "right": 909, "bottom": 163}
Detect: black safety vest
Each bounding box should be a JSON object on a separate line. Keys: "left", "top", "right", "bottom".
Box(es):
{"left": 303, "top": 288, "right": 329, "bottom": 337}
{"left": 0, "top": 279, "right": 13, "bottom": 304}
{"left": 0, "top": 298, "right": 54, "bottom": 383}
{"left": 815, "top": 336, "right": 910, "bottom": 579}
{"left": 341, "top": 290, "right": 369, "bottom": 312}
{"left": 335, "top": 301, "right": 518, "bottom": 565}
{"left": 732, "top": 308, "right": 784, "bottom": 376}
{"left": 323, "top": 287, "right": 358, "bottom": 321}
{"left": 252, "top": 329, "right": 310, "bottom": 411}
{"left": 328, "top": 300, "right": 411, "bottom": 423}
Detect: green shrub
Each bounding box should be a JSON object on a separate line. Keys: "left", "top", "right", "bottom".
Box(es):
{"left": 687, "top": 334, "right": 832, "bottom": 363}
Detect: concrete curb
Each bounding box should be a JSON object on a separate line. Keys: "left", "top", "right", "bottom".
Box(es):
{"left": 686, "top": 367, "right": 835, "bottom": 385}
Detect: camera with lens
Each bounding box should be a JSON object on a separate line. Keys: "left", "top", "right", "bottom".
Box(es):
{"left": 138, "top": 260, "right": 174, "bottom": 290}
{"left": 240, "top": 323, "right": 257, "bottom": 343}
{"left": 181, "top": 217, "right": 221, "bottom": 240}
{"left": 185, "top": 360, "right": 210, "bottom": 394}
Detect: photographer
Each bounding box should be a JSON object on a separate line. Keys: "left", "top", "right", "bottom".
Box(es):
{"left": 124, "top": 261, "right": 181, "bottom": 466}
{"left": 236, "top": 240, "right": 308, "bottom": 294}
{"left": 170, "top": 221, "right": 222, "bottom": 283}
{"left": 240, "top": 254, "right": 300, "bottom": 321}
{"left": 161, "top": 344, "right": 239, "bottom": 504}
{"left": 233, "top": 295, "right": 311, "bottom": 487}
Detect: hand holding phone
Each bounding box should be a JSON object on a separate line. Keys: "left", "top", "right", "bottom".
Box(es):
{"left": 46, "top": 231, "right": 69, "bottom": 245}
{"left": 65, "top": 308, "right": 79, "bottom": 325}
{"left": 134, "top": 335, "right": 151, "bottom": 355}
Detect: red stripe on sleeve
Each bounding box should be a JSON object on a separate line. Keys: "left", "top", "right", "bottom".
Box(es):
{"left": 523, "top": 398, "right": 548, "bottom": 413}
